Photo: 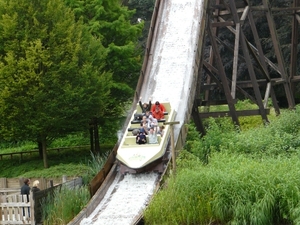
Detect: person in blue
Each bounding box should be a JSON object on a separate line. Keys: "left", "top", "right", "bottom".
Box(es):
{"left": 21, "top": 178, "right": 31, "bottom": 199}
{"left": 136, "top": 131, "right": 147, "bottom": 145}
{"left": 21, "top": 178, "right": 31, "bottom": 217}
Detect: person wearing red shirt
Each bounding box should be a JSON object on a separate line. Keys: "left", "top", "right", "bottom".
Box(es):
{"left": 151, "top": 101, "right": 165, "bottom": 120}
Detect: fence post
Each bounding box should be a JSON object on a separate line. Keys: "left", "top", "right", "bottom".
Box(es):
{"left": 0, "top": 194, "right": 2, "bottom": 222}
{"left": 62, "top": 175, "right": 67, "bottom": 183}
{"left": 39, "top": 178, "right": 47, "bottom": 190}
{"left": 0, "top": 178, "right": 7, "bottom": 188}
{"left": 30, "top": 192, "right": 35, "bottom": 225}
{"left": 49, "top": 180, "right": 53, "bottom": 187}
{"left": 19, "top": 177, "right": 24, "bottom": 187}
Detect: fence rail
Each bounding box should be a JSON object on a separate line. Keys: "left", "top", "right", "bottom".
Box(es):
{"left": 0, "top": 176, "right": 79, "bottom": 190}
{"left": 0, "top": 145, "right": 89, "bottom": 160}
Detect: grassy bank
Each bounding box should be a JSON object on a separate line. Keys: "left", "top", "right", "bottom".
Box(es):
{"left": 144, "top": 105, "right": 300, "bottom": 225}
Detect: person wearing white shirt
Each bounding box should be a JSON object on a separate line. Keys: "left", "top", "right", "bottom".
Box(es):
{"left": 148, "top": 127, "right": 158, "bottom": 144}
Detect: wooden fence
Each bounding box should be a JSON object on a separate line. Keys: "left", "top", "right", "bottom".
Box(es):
{"left": 0, "top": 193, "right": 34, "bottom": 225}
{"left": 0, "top": 176, "right": 77, "bottom": 190}
{"left": 0, "top": 177, "right": 83, "bottom": 225}
{"left": 0, "top": 145, "right": 89, "bottom": 160}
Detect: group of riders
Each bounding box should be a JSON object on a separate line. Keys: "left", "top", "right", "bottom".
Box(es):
{"left": 134, "top": 98, "right": 165, "bottom": 145}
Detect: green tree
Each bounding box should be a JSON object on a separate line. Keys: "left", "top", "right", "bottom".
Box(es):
{"left": 0, "top": 0, "right": 112, "bottom": 168}
{"left": 64, "top": 0, "right": 144, "bottom": 112}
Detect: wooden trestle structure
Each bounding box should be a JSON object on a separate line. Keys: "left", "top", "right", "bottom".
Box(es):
{"left": 193, "top": 0, "right": 300, "bottom": 134}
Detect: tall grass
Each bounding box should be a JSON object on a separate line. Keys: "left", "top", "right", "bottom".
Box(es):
{"left": 145, "top": 152, "right": 300, "bottom": 225}
{"left": 145, "top": 104, "right": 300, "bottom": 224}
{"left": 82, "top": 151, "right": 109, "bottom": 184}
{"left": 42, "top": 186, "right": 90, "bottom": 225}
{"left": 41, "top": 152, "right": 108, "bottom": 224}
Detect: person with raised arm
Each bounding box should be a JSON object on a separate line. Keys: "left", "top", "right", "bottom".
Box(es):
{"left": 134, "top": 97, "right": 152, "bottom": 120}
{"left": 139, "top": 97, "right": 152, "bottom": 114}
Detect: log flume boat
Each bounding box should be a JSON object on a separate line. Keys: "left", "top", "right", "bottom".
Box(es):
{"left": 116, "top": 102, "right": 176, "bottom": 174}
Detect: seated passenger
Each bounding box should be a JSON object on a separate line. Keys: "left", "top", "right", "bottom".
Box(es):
{"left": 136, "top": 131, "right": 147, "bottom": 145}
{"left": 148, "top": 127, "right": 158, "bottom": 144}
{"left": 134, "top": 98, "right": 152, "bottom": 120}
{"left": 139, "top": 97, "right": 152, "bottom": 114}
{"left": 151, "top": 101, "right": 165, "bottom": 120}
{"left": 148, "top": 115, "right": 158, "bottom": 129}
{"left": 139, "top": 121, "right": 148, "bottom": 135}
{"left": 158, "top": 125, "right": 165, "bottom": 137}
{"left": 141, "top": 115, "right": 148, "bottom": 124}
{"left": 145, "top": 110, "right": 151, "bottom": 118}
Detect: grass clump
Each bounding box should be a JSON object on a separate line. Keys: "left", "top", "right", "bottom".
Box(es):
{"left": 40, "top": 152, "right": 108, "bottom": 224}
{"left": 42, "top": 186, "right": 90, "bottom": 225}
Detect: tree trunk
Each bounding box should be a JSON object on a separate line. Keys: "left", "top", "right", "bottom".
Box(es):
{"left": 89, "top": 124, "right": 94, "bottom": 153}
{"left": 37, "top": 141, "right": 43, "bottom": 159}
{"left": 94, "top": 120, "right": 100, "bottom": 154}
{"left": 41, "top": 138, "right": 49, "bottom": 168}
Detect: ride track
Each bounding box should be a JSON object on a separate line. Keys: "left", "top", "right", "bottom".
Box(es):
{"left": 68, "top": 0, "right": 208, "bottom": 224}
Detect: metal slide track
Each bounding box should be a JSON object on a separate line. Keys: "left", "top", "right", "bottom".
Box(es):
{"left": 68, "top": 0, "right": 208, "bottom": 224}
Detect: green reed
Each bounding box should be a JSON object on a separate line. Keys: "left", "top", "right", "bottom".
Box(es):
{"left": 42, "top": 186, "right": 90, "bottom": 225}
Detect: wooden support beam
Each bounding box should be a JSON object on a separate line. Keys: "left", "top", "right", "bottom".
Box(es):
{"left": 204, "top": 21, "right": 240, "bottom": 126}
{"left": 199, "top": 109, "right": 270, "bottom": 118}
{"left": 217, "top": 16, "right": 282, "bottom": 75}
{"left": 205, "top": 0, "right": 221, "bottom": 106}
{"left": 231, "top": 22, "right": 240, "bottom": 99}
{"left": 200, "top": 99, "right": 237, "bottom": 106}
{"left": 251, "top": 6, "right": 300, "bottom": 11}
{"left": 240, "top": 6, "right": 249, "bottom": 22}
{"left": 247, "top": 10, "right": 280, "bottom": 115}
{"left": 163, "top": 121, "right": 180, "bottom": 173}
{"left": 290, "top": 0, "right": 299, "bottom": 94}
{"left": 262, "top": 0, "right": 295, "bottom": 109}
{"left": 211, "top": 21, "right": 235, "bottom": 27}
{"left": 203, "top": 61, "right": 257, "bottom": 104}
{"left": 229, "top": 0, "right": 269, "bottom": 123}
{"left": 192, "top": 99, "right": 206, "bottom": 135}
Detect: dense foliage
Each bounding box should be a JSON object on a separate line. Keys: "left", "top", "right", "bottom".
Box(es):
{"left": 0, "top": 0, "right": 144, "bottom": 167}
{"left": 145, "top": 105, "right": 300, "bottom": 224}
{"left": 0, "top": 0, "right": 112, "bottom": 167}
{"left": 64, "top": 0, "right": 144, "bottom": 110}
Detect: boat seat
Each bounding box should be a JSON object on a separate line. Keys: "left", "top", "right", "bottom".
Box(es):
{"left": 134, "top": 112, "right": 168, "bottom": 120}
{"left": 131, "top": 119, "right": 166, "bottom": 124}
{"left": 122, "top": 135, "right": 161, "bottom": 146}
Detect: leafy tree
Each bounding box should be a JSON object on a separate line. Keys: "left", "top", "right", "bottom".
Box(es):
{"left": 64, "top": 0, "right": 144, "bottom": 113}
{"left": 125, "top": 0, "right": 155, "bottom": 49}
{"left": 0, "top": 0, "right": 113, "bottom": 168}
